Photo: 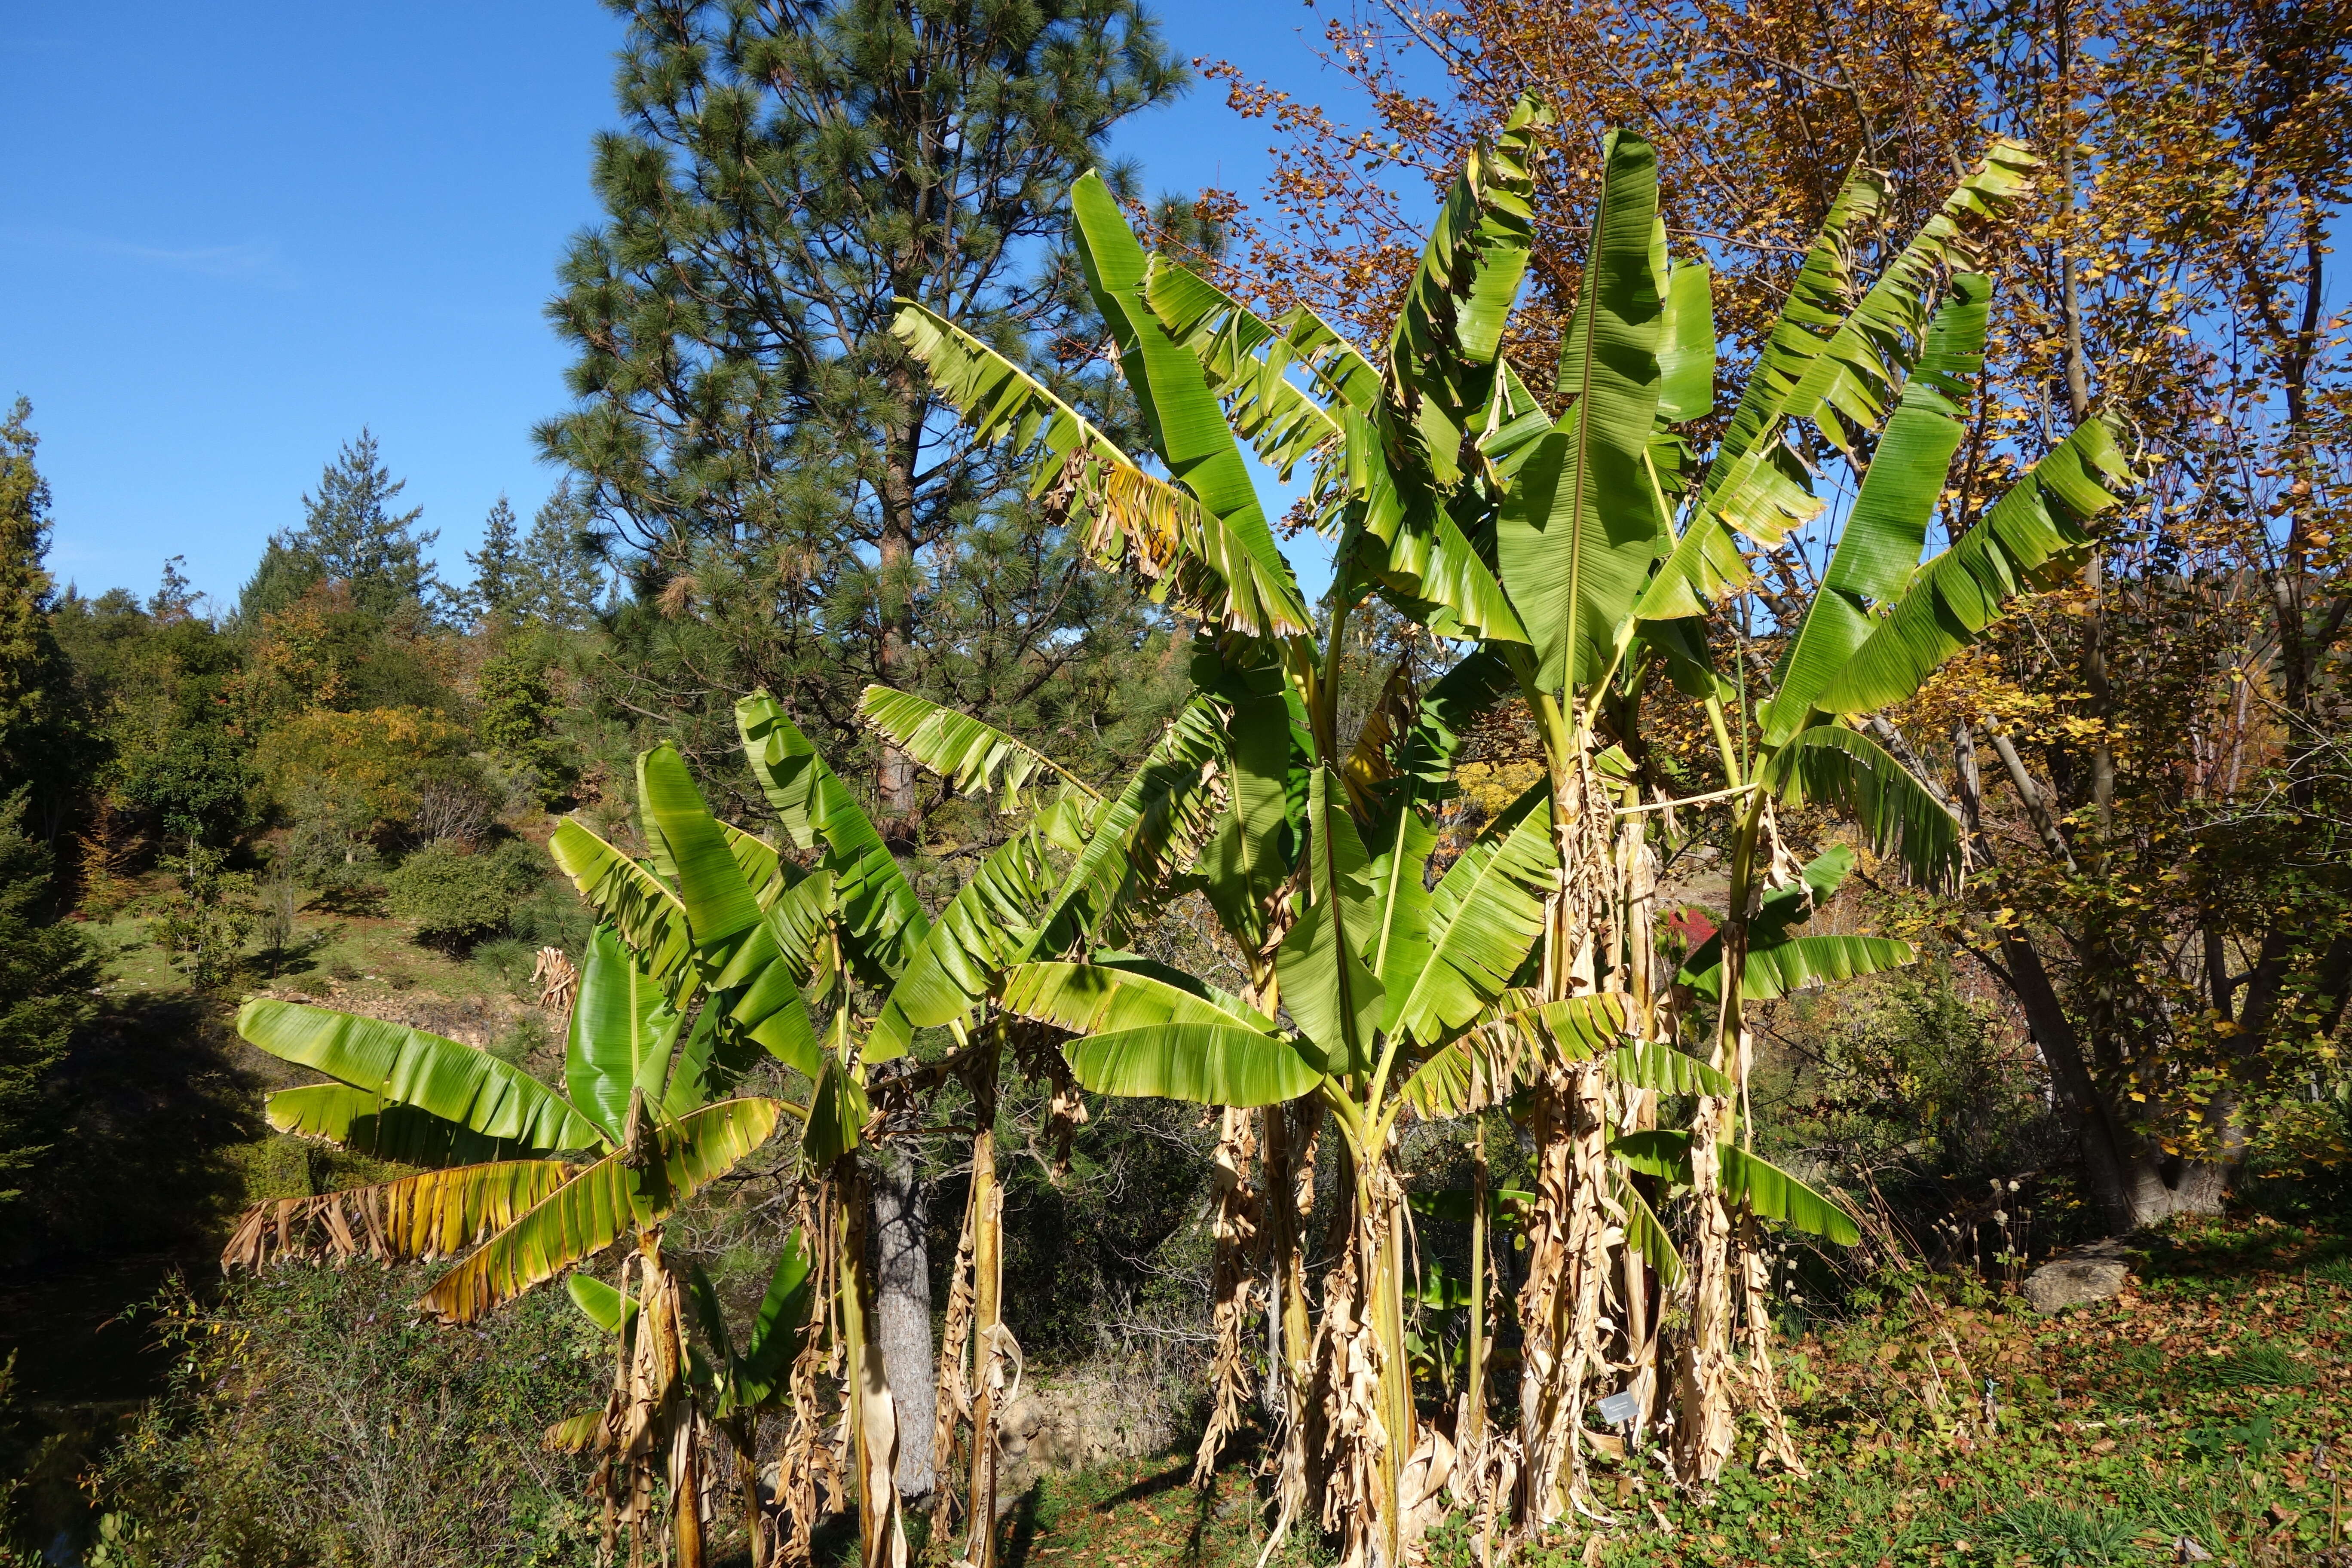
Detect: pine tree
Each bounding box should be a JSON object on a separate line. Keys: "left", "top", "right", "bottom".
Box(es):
{"left": 537, "top": 0, "right": 1187, "bottom": 818}
{"left": 462, "top": 495, "right": 526, "bottom": 625}
{"left": 240, "top": 429, "right": 439, "bottom": 622}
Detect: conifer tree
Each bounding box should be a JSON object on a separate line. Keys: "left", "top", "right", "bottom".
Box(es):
{"left": 515, "top": 483, "right": 604, "bottom": 629}
{"left": 461, "top": 495, "right": 525, "bottom": 625}
{"left": 0, "top": 801, "right": 95, "bottom": 1207}
{"left": 0, "top": 400, "right": 80, "bottom": 836}
{"left": 537, "top": 0, "right": 1188, "bottom": 817}
{"left": 240, "top": 429, "right": 440, "bottom": 622}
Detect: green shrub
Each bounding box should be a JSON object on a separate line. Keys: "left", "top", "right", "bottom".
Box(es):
{"left": 88, "top": 1265, "right": 602, "bottom": 1566}
{"left": 383, "top": 839, "right": 541, "bottom": 952}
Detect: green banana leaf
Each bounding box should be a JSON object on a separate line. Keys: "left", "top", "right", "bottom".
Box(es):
{"left": 1641, "top": 161, "right": 1890, "bottom": 620}
{"left": 658, "top": 1005, "right": 729, "bottom": 1124}
{"left": 637, "top": 744, "right": 824, "bottom": 1077}
{"left": 1369, "top": 811, "right": 1439, "bottom": 1039}
{"left": 1749, "top": 935, "right": 1917, "bottom": 1001}
{"left": 1477, "top": 360, "right": 1555, "bottom": 482}
{"left": 900, "top": 293, "right": 1315, "bottom": 633}
{"left": 1702, "top": 162, "right": 1883, "bottom": 496}
{"left": 1620, "top": 1175, "right": 1685, "bottom": 1285}
{"left": 547, "top": 819, "right": 697, "bottom": 1004}
{"left": 888, "top": 297, "right": 1127, "bottom": 497}
{"left": 732, "top": 1231, "right": 818, "bottom": 1409}
{"left": 1407, "top": 1185, "right": 1534, "bottom": 1228}
{"left": 1655, "top": 253, "right": 1717, "bottom": 424}
{"left": 1389, "top": 796, "right": 1556, "bottom": 1046}
{"left": 1611, "top": 1128, "right": 1695, "bottom": 1182}
{"left": 1020, "top": 696, "right": 1227, "bottom": 962}
{"left": 1813, "top": 417, "right": 2135, "bottom": 717}
{"left": 858, "top": 684, "right": 1102, "bottom": 811}
{"left": 1275, "top": 766, "right": 1384, "bottom": 1077}
{"left": 1388, "top": 646, "right": 1517, "bottom": 796}
{"left": 1068, "top": 172, "right": 1304, "bottom": 626}
{"left": 1607, "top": 1041, "right": 1732, "bottom": 1098}
{"left": 1721, "top": 1144, "right": 1861, "bottom": 1244}
{"left": 1400, "top": 992, "right": 1632, "bottom": 1118}
{"left": 567, "top": 1271, "right": 638, "bottom": 1335}
{"left": 1216, "top": 658, "right": 1295, "bottom": 948}
{"left": 801, "top": 1054, "right": 867, "bottom": 1170}
{"left": 239, "top": 999, "right": 608, "bottom": 1155}
{"left": 1760, "top": 724, "right": 1963, "bottom": 890}
{"left": 639, "top": 744, "right": 764, "bottom": 948}
{"left": 419, "top": 1096, "right": 783, "bottom": 1323}
{"left": 1346, "top": 408, "right": 1531, "bottom": 645}
{"left": 1386, "top": 93, "right": 1550, "bottom": 456}
{"left": 567, "top": 925, "right": 686, "bottom": 1141}
{"left": 1142, "top": 259, "right": 1343, "bottom": 480}
{"left": 1761, "top": 275, "right": 1991, "bottom": 742}
{"left": 1687, "top": 933, "right": 1916, "bottom": 1002}
{"left": 1065, "top": 1022, "right": 1323, "bottom": 1108}
{"left": 1675, "top": 842, "right": 1855, "bottom": 982}
{"left": 999, "top": 960, "right": 1278, "bottom": 1037}
{"left": 720, "top": 821, "right": 794, "bottom": 913}
{"left": 1406, "top": 1256, "right": 1478, "bottom": 1310}
{"left": 1498, "top": 131, "right": 1663, "bottom": 693}
{"left": 737, "top": 692, "right": 931, "bottom": 986}
{"left": 1782, "top": 141, "right": 2038, "bottom": 452}
{"left": 864, "top": 819, "right": 1063, "bottom": 1062}
{"left": 1087, "top": 951, "right": 1270, "bottom": 1026}
{"left": 263, "top": 1083, "right": 528, "bottom": 1168}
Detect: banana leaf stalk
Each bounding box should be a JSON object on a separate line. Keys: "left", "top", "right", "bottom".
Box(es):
{"left": 963, "top": 1038, "right": 1008, "bottom": 1567}
{"left": 1194, "top": 1103, "right": 1264, "bottom": 1484}
{"left": 589, "top": 1235, "right": 712, "bottom": 1568}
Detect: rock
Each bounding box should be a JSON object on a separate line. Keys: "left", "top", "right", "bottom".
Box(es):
{"left": 992, "top": 1370, "right": 1182, "bottom": 1507}
{"left": 2024, "top": 1255, "right": 2130, "bottom": 1315}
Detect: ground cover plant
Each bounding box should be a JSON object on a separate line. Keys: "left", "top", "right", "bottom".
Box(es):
{"left": 827, "top": 1215, "right": 2349, "bottom": 1568}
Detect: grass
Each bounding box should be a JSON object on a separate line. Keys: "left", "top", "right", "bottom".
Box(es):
{"left": 925, "top": 1214, "right": 2351, "bottom": 1568}
{"left": 84, "top": 866, "right": 564, "bottom": 1010}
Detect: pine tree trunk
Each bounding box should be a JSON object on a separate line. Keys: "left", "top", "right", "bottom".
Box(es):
{"left": 868, "top": 1149, "right": 935, "bottom": 1504}
{"left": 876, "top": 400, "right": 921, "bottom": 823}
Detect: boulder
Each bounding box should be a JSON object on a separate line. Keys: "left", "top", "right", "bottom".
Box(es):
{"left": 2023, "top": 1254, "right": 2130, "bottom": 1315}
{"left": 991, "top": 1369, "right": 1182, "bottom": 1511}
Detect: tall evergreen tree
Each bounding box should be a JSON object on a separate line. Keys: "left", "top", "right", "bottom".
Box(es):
{"left": 0, "top": 799, "right": 95, "bottom": 1208}
{"left": 536, "top": 0, "right": 1188, "bottom": 817}
{"left": 0, "top": 400, "right": 83, "bottom": 839}
{"left": 240, "top": 429, "right": 439, "bottom": 622}
{"left": 461, "top": 495, "right": 526, "bottom": 624}
{"left": 516, "top": 483, "right": 606, "bottom": 629}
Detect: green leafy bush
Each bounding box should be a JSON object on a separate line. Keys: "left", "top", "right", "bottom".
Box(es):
{"left": 383, "top": 839, "right": 542, "bottom": 952}
{"left": 87, "top": 1265, "right": 602, "bottom": 1566}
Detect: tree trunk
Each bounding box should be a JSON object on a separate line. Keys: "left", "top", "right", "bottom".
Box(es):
{"left": 876, "top": 401, "right": 921, "bottom": 822}
{"left": 868, "top": 1148, "right": 935, "bottom": 1504}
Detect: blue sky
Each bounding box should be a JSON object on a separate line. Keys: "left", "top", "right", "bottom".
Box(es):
{"left": 3, "top": 0, "right": 1373, "bottom": 612}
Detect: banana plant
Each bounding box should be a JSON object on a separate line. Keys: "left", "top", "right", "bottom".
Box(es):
{"left": 554, "top": 1231, "right": 819, "bottom": 1568}
{"left": 225, "top": 925, "right": 788, "bottom": 1568}
{"left": 571, "top": 724, "right": 914, "bottom": 1568}
{"left": 854, "top": 681, "right": 1236, "bottom": 1568}
{"left": 563, "top": 688, "right": 1233, "bottom": 1568}
{"left": 895, "top": 90, "right": 2129, "bottom": 1550}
